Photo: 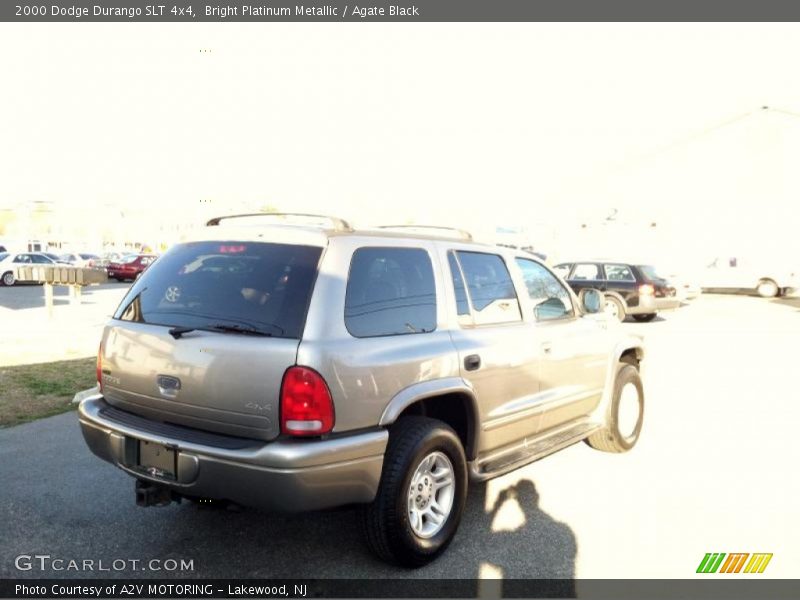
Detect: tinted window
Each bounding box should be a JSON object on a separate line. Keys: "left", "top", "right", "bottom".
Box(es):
{"left": 515, "top": 258, "right": 574, "bottom": 321}
{"left": 447, "top": 252, "right": 470, "bottom": 316}
{"left": 114, "top": 241, "right": 322, "bottom": 339}
{"left": 345, "top": 247, "right": 436, "bottom": 337}
{"left": 15, "top": 254, "right": 31, "bottom": 263}
{"left": 571, "top": 263, "right": 601, "bottom": 280}
{"left": 456, "top": 251, "right": 521, "bottom": 325}
{"left": 604, "top": 264, "right": 636, "bottom": 282}
{"left": 31, "top": 255, "right": 52, "bottom": 264}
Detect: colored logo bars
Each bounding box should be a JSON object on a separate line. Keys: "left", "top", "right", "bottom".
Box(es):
{"left": 697, "top": 553, "right": 773, "bottom": 574}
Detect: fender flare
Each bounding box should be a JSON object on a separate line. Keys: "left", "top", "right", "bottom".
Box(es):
{"left": 379, "top": 377, "right": 480, "bottom": 460}
{"left": 592, "top": 336, "right": 645, "bottom": 422}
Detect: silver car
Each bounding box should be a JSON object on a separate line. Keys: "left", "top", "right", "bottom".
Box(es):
{"left": 79, "top": 213, "right": 645, "bottom": 566}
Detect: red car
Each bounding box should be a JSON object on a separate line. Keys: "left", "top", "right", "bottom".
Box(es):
{"left": 107, "top": 254, "right": 158, "bottom": 282}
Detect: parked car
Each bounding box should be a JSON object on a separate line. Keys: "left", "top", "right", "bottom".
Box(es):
{"left": 106, "top": 254, "right": 158, "bottom": 281}
{"left": 553, "top": 260, "right": 679, "bottom": 322}
{"left": 79, "top": 213, "right": 646, "bottom": 567}
{"left": 93, "top": 252, "right": 125, "bottom": 269}
{"left": 59, "top": 252, "right": 101, "bottom": 268}
{"left": 701, "top": 256, "right": 799, "bottom": 297}
{"left": 0, "top": 252, "right": 58, "bottom": 286}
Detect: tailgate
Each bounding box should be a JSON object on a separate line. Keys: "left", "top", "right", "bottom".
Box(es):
{"left": 101, "top": 322, "right": 296, "bottom": 441}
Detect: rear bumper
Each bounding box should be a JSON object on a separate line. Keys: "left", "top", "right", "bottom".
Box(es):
{"left": 78, "top": 396, "right": 387, "bottom": 511}
{"left": 626, "top": 294, "right": 681, "bottom": 315}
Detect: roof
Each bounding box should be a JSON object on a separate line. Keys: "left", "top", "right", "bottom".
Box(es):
{"left": 190, "top": 214, "right": 498, "bottom": 248}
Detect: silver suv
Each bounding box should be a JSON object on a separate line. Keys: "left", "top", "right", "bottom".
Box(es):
{"left": 79, "top": 214, "right": 645, "bottom": 566}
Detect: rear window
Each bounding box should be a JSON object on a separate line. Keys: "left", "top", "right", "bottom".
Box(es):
{"left": 345, "top": 247, "right": 436, "bottom": 338}
{"left": 114, "top": 241, "right": 322, "bottom": 339}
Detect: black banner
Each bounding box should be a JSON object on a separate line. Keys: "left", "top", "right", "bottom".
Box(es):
{"left": 2, "top": 579, "right": 800, "bottom": 599}
{"left": 4, "top": 0, "right": 800, "bottom": 22}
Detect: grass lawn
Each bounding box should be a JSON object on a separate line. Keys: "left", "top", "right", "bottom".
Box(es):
{"left": 0, "top": 358, "right": 96, "bottom": 427}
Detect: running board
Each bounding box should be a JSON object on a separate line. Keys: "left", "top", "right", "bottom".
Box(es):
{"left": 470, "top": 421, "right": 601, "bottom": 481}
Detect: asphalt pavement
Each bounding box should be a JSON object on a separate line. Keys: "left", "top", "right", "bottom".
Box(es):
{"left": 1, "top": 294, "right": 799, "bottom": 580}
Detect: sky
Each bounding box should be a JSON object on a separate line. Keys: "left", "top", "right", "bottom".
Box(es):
{"left": 2, "top": 22, "right": 800, "bottom": 255}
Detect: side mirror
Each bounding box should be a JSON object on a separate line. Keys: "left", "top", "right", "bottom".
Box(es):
{"left": 534, "top": 297, "right": 568, "bottom": 320}
{"left": 579, "top": 288, "right": 603, "bottom": 314}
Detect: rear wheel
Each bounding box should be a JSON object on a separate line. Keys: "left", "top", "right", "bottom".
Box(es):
{"left": 361, "top": 416, "right": 467, "bottom": 567}
{"left": 633, "top": 313, "right": 657, "bottom": 322}
{"left": 604, "top": 295, "right": 626, "bottom": 322}
{"left": 756, "top": 279, "right": 779, "bottom": 298}
{"left": 2, "top": 271, "right": 15, "bottom": 286}
{"left": 586, "top": 363, "right": 644, "bottom": 453}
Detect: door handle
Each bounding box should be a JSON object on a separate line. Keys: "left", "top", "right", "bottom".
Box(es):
{"left": 464, "top": 354, "right": 481, "bottom": 371}
{"left": 541, "top": 342, "right": 553, "bottom": 355}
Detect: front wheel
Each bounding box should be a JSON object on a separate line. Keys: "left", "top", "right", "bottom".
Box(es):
{"left": 361, "top": 416, "right": 467, "bottom": 567}
{"left": 1, "top": 271, "right": 15, "bottom": 286}
{"left": 633, "top": 313, "right": 657, "bottom": 322}
{"left": 585, "top": 363, "right": 644, "bottom": 453}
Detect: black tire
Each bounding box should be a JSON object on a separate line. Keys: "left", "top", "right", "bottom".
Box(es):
{"left": 604, "top": 295, "right": 626, "bottom": 322}
{"left": 361, "top": 416, "right": 467, "bottom": 567}
{"left": 585, "top": 363, "right": 644, "bottom": 453}
{"left": 633, "top": 313, "right": 657, "bottom": 322}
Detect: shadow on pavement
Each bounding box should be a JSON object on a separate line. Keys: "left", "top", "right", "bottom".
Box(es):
{"left": 772, "top": 296, "right": 800, "bottom": 311}
{"left": 462, "top": 479, "right": 576, "bottom": 593}
{"left": 0, "top": 412, "right": 577, "bottom": 585}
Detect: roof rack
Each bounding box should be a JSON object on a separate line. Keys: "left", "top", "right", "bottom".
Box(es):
{"left": 377, "top": 225, "right": 473, "bottom": 241}
{"left": 205, "top": 213, "right": 353, "bottom": 232}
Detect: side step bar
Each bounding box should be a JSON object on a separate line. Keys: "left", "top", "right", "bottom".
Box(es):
{"left": 470, "top": 421, "right": 601, "bottom": 482}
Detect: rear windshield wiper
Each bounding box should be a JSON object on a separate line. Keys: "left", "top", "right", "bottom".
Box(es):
{"left": 204, "top": 323, "right": 274, "bottom": 337}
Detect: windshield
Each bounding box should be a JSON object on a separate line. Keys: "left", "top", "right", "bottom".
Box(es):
{"left": 638, "top": 265, "right": 664, "bottom": 280}
{"left": 119, "top": 254, "right": 140, "bottom": 264}
{"left": 113, "top": 241, "right": 322, "bottom": 339}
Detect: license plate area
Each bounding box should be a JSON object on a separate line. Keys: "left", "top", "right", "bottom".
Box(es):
{"left": 138, "top": 440, "right": 177, "bottom": 480}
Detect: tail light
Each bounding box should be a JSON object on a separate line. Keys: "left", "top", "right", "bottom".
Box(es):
{"left": 280, "top": 366, "right": 335, "bottom": 436}
{"left": 96, "top": 342, "right": 103, "bottom": 393}
{"left": 638, "top": 284, "right": 655, "bottom": 296}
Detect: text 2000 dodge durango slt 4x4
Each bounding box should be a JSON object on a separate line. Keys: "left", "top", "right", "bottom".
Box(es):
{"left": 79, "top": 213, "right": 645, "bottom": 566}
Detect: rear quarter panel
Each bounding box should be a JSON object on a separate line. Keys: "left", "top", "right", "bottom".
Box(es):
{"left": 297, "top": 236, "right": 461, "bottom": 433}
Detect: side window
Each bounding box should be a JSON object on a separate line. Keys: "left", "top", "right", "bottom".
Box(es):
{"left": 447, "top": 252, "right": 470, "bottom": 316}
{"left": 345, "top": 247, "right": 437, "bottom": 338}
{"left": 515, "top": 258, "right": 574, "bottom": 321}
{"left": 16, "top": 254, "right": 31, "bottom": 263}
{"left": 604, "top": 264, "right": 636, "bottom": 282}
{"left": 455, "top": 251, "right": 521, "bottom": 325}
{"left": 571, "top": 263, "right": 601, "bottom": 280}
{"left": 552, "top": 263, "right": 571, "bottom": 279}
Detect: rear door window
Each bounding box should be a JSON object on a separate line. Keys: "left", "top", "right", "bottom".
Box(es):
{"left": 604, "top": 264, "right": 636, "bottom": 282}
{"left": 114, "top": 241, "right": 322, "bottom": 339}
{"left": 571, "top": 263, "right": 602, "bottom": 280}
{"left": 454, "top": 251, "right": 521, "bottom": 325}
{"left": 345, "top": 247, "right": 437, "bottom": 337}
